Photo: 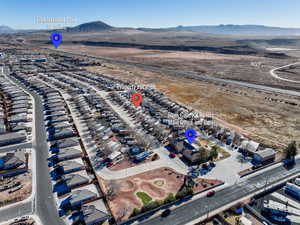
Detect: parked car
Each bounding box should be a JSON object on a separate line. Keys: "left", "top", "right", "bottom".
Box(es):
{"left": 209, "top": 162, "right": 216, "bottom": 167}
{"left": 169, "top": 153, "right": 176, "bottom": 158}
{"left": 206, "top": 190, "right": 215, "bottom": 197}
{"left": 106, "top": 161, "right": 113, "bottom": 167}
{"left": 161, "top": 209, "right": 171, "bottom": 217}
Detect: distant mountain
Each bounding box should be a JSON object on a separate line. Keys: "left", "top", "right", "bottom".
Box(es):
{"left": 0, "top": 25, "right": 13, "bottom": 32}
{"left": 138, "top": 24, "right": 300, "bottom": 36}
{"left": 66, "top": 21, "right": 113, "bottom": 32}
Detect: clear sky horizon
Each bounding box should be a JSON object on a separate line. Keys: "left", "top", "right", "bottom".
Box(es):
{"left": 1, "top": 0, "right": 300, "bottom": 29}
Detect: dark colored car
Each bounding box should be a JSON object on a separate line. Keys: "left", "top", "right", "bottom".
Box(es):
{"left": 106, "top": 161, "right": 113, "bottom": 167}
{"left": 161, "top": 209, "right": 171, "bottom": 217}
{"left": 169, "top": 153, "right": 176, "bottom": 158}
{"left": 206, "top": 190, "right": 215, "bottom": 197}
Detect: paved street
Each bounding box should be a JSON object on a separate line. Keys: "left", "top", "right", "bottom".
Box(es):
{"left": 139, "top": 159, "right": 300, "bottom": 225}
{"left": 26, "top": 86, "right": 65, "bottom": 225}
{"left": 0, "top": 202, "right": 32, "bottom": 223}
{"left": 4, "top": 74, "right": 65, "bottom": 225}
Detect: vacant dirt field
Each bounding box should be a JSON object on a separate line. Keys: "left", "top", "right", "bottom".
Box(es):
{"left": 0, "top": 171, "right": 32, "bottom": 207}
{"left": 58, "top": 44, "right": 300, "bottom": 90}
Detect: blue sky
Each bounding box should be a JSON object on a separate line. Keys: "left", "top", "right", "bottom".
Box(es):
{"left": 1, "top": 0, "right": 300, "bottom": 29}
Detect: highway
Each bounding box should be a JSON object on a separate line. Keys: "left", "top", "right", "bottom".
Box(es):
{"left": 139, "top": 159, "right": 300, "bottom": 225}
{"left": 50, "top": 48, "right": 300, "bottom": 97}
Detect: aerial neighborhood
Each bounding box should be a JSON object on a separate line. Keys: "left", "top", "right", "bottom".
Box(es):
{"left": 0, "top": 27, "right": 299, "bottom": 225}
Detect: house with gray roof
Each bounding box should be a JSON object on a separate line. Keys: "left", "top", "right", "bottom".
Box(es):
{"left": 69, "top": 189, "right": 97, "bottom": 207}
{"left": 56, "top": 148, "right": 82, "bottom": 161}
{"left": 59, "top": 160, "right": 85, "bottom": 174}
{"left": 0, "top": 132, "right": 26, "bottom": 146}
{"left": 0, "top": 150, "right": 27, "bottom": 177}
{"left": 50, "top": 137, "right": 79, "bottom": 152}
{"left": 64, "top": 173, "right": 89, "bottom": 189}
{"left": 73, "top": 204, "right": 111, "bottom": 225}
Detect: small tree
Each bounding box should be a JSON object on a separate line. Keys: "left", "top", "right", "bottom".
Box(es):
{"left": 284, "top": 141, "right": 298, "bottom": 160}
{"left": 199, "top": 148, "right": 209, "bottom": 163}
{"left": 164, "top": 193, "right": 176, "bottom": 204}
{"left": 155, "top": 199, "right": 164, "bottom": 206}
{"left": 209, "top": 146, "right": 219, "bottom": 161}
{"left": 141, "top": 201, "right": 160, "bottom": 212}
{"left": 131, "top": 208, "right": 141, "bottom": 217}
{"left": 235, "top": 217, "right": 242, "bottom": 225}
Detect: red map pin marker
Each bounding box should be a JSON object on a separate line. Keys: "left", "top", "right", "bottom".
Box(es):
{"left": 132, "top": 92, "right": 142, "bottom": 107}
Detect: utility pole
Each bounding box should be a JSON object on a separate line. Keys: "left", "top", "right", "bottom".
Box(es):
{"left": 206, "top": 204, "right": 210, "bottom": 220}
{"left": 264, "top": 175, "right": 269, "bottom": 192}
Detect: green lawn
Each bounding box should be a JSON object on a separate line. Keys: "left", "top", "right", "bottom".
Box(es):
{"left": 136, "top": 192, "right": 152, "bottom": 205}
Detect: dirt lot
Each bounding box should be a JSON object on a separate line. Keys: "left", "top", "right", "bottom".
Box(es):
{"left": 100, "top": 167, "right": 222, "bottom": 222}
{"left": 108, "top": 154, "right": 159, "bottom": 171}
{"left": 3, "top": 216, "right": 37, "bottom": 225}
{"left": 276, "top": 64, "right": 300, "bottom": 82}
{"left": 0, "top": 171, "right": 32, "bottom": 207}
{"left": 58, "top": 44, "right": 300, "bottom": 91}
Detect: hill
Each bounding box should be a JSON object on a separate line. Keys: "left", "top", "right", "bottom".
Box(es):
{"left": 66, "top": 21, "right": 113, "bottom": 32}
{"left": 0, "top": 25, "right": 13, "bottom": 33}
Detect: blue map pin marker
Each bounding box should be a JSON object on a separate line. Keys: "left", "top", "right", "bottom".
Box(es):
{"left": 185, "top": 129, "right": 197, "bottom": 144}
{"left": 51, "top": 32, "right": 62, "bottom": 48}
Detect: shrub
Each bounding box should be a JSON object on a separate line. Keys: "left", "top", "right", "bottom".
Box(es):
{"left": 164, "top": 193, "right": 176, "bottom": 204}
{"left": 155, "top": 199, "right": 164, "bottom": 206}
{"left": 141, "top": 201, "right": 160, "bottom": 212}
{"left": 131, "top": 208, "right": 141, "bottom": 217}
{"left": 175, "top": 187, "right": 193, "bottom": 200}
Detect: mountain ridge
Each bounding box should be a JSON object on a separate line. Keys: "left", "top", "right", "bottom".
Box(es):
{"left": 2, "top": 21, "right": 300, "bottom": 36}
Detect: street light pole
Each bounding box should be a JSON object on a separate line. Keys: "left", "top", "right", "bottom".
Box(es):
{"left": 206, "top": 204, "right": 210, "bottom": 219}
